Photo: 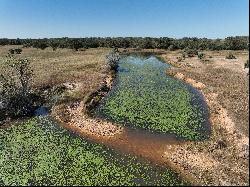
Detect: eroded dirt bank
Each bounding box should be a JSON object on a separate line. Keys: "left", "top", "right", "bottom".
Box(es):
{"left": 52, "top": 50, "right": 249, "bottom": 186}
{"left": 162, "top": 50, "right": 249, "bottom": 186}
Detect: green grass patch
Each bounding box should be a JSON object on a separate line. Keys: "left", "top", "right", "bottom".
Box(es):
{"left": 96, "top": 56, "right": 209, "bottom": 140}
{"left": 0, "top": 117, "right": 186, "bottom": 186}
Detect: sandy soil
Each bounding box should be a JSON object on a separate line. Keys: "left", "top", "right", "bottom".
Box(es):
{"left": 51, "top": 74, "right": 124, "bottom": 138}
{"left": 162, "top": 50, "right": 249, "bottom": 185}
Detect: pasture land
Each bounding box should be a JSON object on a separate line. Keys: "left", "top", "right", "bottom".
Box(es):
{"left": 0, "top": 46, "right": 249, "bottom": 185}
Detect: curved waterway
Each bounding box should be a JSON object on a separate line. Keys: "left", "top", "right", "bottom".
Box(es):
{"left": 41, "top": 55, "right": 211, "bottom": 185}
{"left": 95, "top": 55, "right": 211, "bottom": 141}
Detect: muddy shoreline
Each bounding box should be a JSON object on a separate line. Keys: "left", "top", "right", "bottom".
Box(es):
{"left": 163, "top": 53, "right": 249, "bottom": 185}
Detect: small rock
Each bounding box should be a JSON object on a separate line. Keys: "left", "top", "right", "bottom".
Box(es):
{"left": 195, "top": 82, "right": 206, "bottom": 89}
{"left": 174, "top": 73, "right": 185, "bottom": 80}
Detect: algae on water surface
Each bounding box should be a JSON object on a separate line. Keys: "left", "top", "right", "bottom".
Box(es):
{"left": 96, "top": 55, "right": 210, "bottom": 140}
{"left": 0, "top": 117, "right": 186, "bottom": 185}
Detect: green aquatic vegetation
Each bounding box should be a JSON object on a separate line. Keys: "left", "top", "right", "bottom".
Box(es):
{"left": 0, "top": 117, "right": 186, "bottom": 186}
{"left": 96, "top": 56, "right": 209, "bottom": 140}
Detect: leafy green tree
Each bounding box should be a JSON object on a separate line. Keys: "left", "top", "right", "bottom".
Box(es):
{"left": 49, "top": 40, "right": 60, "bottom": 51}
{"left": 70, "top": 40, "right": 82, "bottom": 51}
{"left": 0, "top": 36, "right": 249, "bottom": 51}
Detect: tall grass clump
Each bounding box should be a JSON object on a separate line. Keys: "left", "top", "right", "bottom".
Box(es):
{"left": 9, "top": 48, "right": 22, "bottom": 54}
{"left": 225, "top": 52, "right": 236, "bottom": 59}
{"left": 245, "top": 59, "right": 249, "bottom": 68}
{"left": 184, "top": 48, "right": 198, "bottom": 57}
{"left": 198, "top": 52, "right": 205, "bottom": 59}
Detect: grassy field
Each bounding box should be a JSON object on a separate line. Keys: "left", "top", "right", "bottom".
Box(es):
{"left": 0, "top": 117, "right": 186, "bottom": 186}
{"left": 0, "top": 46, "right": 109, "bottom": 101}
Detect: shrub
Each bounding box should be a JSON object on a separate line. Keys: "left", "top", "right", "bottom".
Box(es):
{"left": 15, "top": 48, "right": 22, "bottom": 54}
{"left": 79, "top": 48, "right": 86, "bottom": 51}
{"left": 9, "top": 48, "right": 22, "bottom": 54}
{"left": 176, "top": 56, "right": 183, "bottom": 62}
{"left": 49, "top": 41, "right": 60, "bottom": 51}
{"left": 198, "top": 52, "right": 205, "bottom": 59}
{"left": 182, "top": 53, "right": 186, "bottom": 59}
{"left": 225, "top": 52, "right": 236, "bottom": 59}
{"left": 201, "top": 59, "right": 210, "bottom": 64}
{"left": 168, "top": 45, "right": 175, "bottom": 51}
{"left": 106, "top": 49, "right": 121, "bottom": 71}
{"left": 0, "top": 54, "right": 35, "bottom": 118}
{"left": 184, "top": 48, "right": 198, "bottom": 57}
{"left": 245, "top": 60, "right": 249, "bottom": 68}
{"left": 9, "top": 49, "right": 15, "bottom": 54}
{"left": 33, "top": 42, "right": 48, "bottom": 50}
{"left": 135, "top": 47, "right": 142, "bottom": 51}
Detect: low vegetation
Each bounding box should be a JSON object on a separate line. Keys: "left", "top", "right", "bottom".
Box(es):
{"left": 0, "top": 36, "right": 248, "bottom": 51}
{"left": 0, "top": 117, "right": 186, "bottom": 186}
{"left": 225, "top": 52, "right": 236, "bottom": 59}
{"left": 245, "top": 59, "right": 249, "bottom": 68}
{"left": 184, "top": 48, "right": 198, "bottom": 57}
{"left": 9, "top": 48, "right": 22, "bottom": 54}
{"left": 106, "top": 48, "right": 121, "bottom": 71}
{"left": 0, "top": 46, "right": 248, "bottom": 186}
{"left": 198, "top": 52, "right": 205, "bottom": 59}
{"left": 0, "top": 54, "right": 39, "bottom": 120}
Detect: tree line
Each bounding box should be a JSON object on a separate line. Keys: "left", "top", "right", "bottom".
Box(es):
{"left": 0, "top": 36, "right": 248, "bottom": 51}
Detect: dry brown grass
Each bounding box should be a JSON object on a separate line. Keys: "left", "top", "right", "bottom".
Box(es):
{"left": 160, "top": 49, "right": 249, "bottom": 185}
{"left": 159, "top": 49, "right": 249, "bottom": 136}
{"left": 0, "top": 45, "right": 111, "bottom": 101}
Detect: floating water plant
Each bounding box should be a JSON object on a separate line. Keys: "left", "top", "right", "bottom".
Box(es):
{"left": 0, "top": 117, "right": 186, "bottom": 186}
{"left": 96, "top": 56, "right": 209, "bottom": 140}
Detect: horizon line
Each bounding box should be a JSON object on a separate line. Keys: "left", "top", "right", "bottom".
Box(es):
{"left": 1, "top": 35, "right": 249, "bottom": 40}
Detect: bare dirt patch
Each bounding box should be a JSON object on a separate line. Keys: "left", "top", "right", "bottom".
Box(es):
{"left": 51, "top": 71, "right": 124, "bottom": 138}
